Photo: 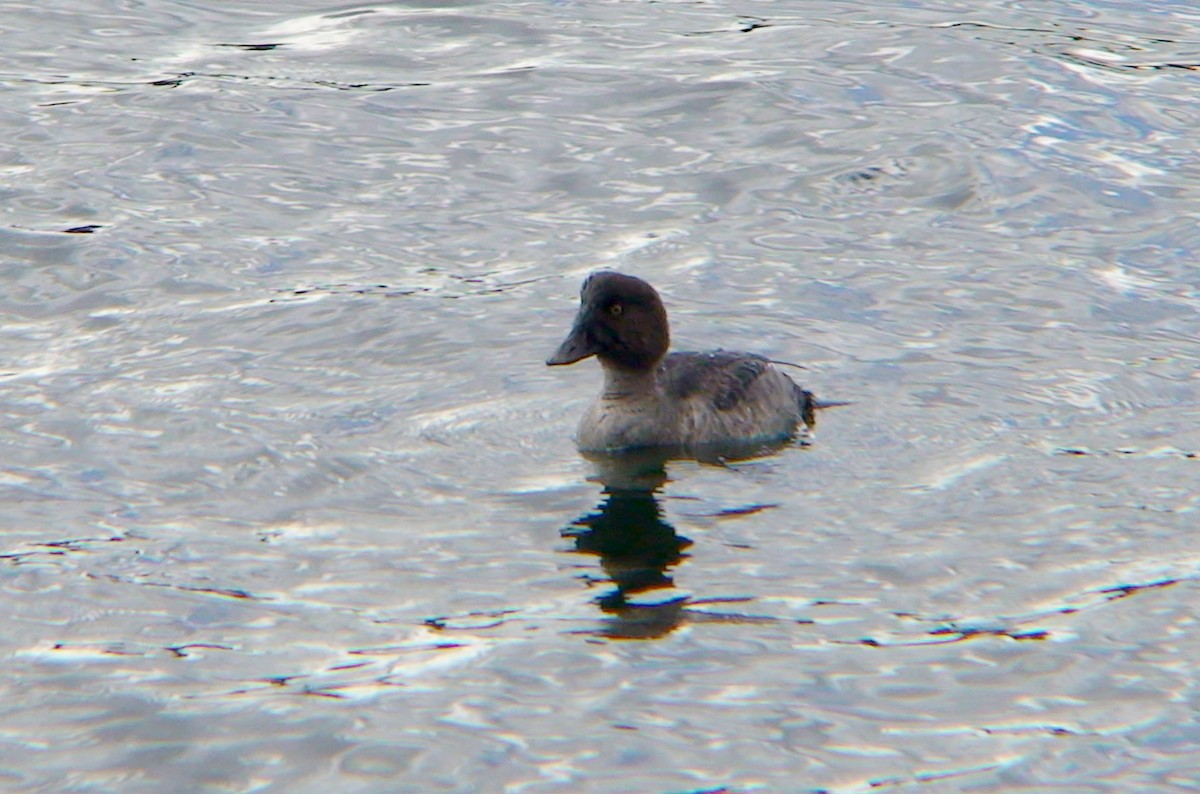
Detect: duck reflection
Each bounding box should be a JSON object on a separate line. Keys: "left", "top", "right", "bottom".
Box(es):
{"left": 563, "top": 442, "right": 788, "bottom": 640}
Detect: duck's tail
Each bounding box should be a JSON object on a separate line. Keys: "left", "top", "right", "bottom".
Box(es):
{"left": 798, "top": 389, "right": 817, "bottom": 428}
{"left": 798, "top": 390, "right": 851, "bottom": 428}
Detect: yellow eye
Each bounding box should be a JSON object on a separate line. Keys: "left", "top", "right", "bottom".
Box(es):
{"left": 609, "top": 303, "right": 623, "bottom": 316}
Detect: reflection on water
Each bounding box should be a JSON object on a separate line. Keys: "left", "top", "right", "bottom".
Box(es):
{"left": 565, "top": 444, "right": 798, "bottom": 640}
{"left": 564, "top": 450, "right": 689, "bottom": 640}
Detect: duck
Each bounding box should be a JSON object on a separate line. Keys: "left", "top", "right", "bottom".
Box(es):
{"left": 547, "top": 271, "right": 816, "bottom": 452}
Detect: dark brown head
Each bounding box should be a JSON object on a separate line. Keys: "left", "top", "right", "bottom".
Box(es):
{"left": 546, "top": 271, "right": 670, "bottom": 371}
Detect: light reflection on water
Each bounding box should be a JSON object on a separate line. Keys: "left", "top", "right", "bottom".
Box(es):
{"left": 1, "top": 0, "right": 1200, "bottom": 791}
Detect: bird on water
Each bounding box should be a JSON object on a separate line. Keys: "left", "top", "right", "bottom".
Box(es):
{"left": 547, "top": 271, "right": 817, "bottom": 453}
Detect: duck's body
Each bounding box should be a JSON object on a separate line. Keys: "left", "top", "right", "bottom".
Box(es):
{"left": 548, "top": 272, "right": 815, "bottom": 453}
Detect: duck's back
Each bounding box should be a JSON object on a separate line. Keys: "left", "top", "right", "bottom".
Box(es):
{"left": 660, "top": 351, "right": 814, "bottom": 446}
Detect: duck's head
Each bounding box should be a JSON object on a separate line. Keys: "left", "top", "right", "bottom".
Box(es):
{"left": 546, "top": 271, "right": 670, "bottom": 372}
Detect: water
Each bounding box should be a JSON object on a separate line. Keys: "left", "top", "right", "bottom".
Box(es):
{"left": 2, "top": 1, "right": 1199, "bottom": 791}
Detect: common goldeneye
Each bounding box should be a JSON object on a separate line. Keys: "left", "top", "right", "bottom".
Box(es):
{"left": 547, "top": 271, "right": 816, "bottom": 452}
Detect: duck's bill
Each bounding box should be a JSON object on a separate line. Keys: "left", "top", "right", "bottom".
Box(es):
{"left": 546, "top": 324, "right": 598, "bottom": 366}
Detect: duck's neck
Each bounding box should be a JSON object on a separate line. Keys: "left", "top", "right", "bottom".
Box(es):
{"left": 600, "top": 361, "right": 661, "bottom": 400}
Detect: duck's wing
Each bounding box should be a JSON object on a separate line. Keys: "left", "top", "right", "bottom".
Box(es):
{"left": 663, "top": 351, "right": 751, "bottom": 402}
{"left": 663, "top": 351, "right": 815, "bottom": 427}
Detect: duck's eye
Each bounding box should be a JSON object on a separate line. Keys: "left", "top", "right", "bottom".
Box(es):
{"left": 609, "top": 303, "right": 623, "bottom": 316}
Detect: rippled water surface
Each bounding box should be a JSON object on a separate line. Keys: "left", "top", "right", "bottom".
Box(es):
{"left": 3, "top": 1, "right": 1200, "bottom": 791}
